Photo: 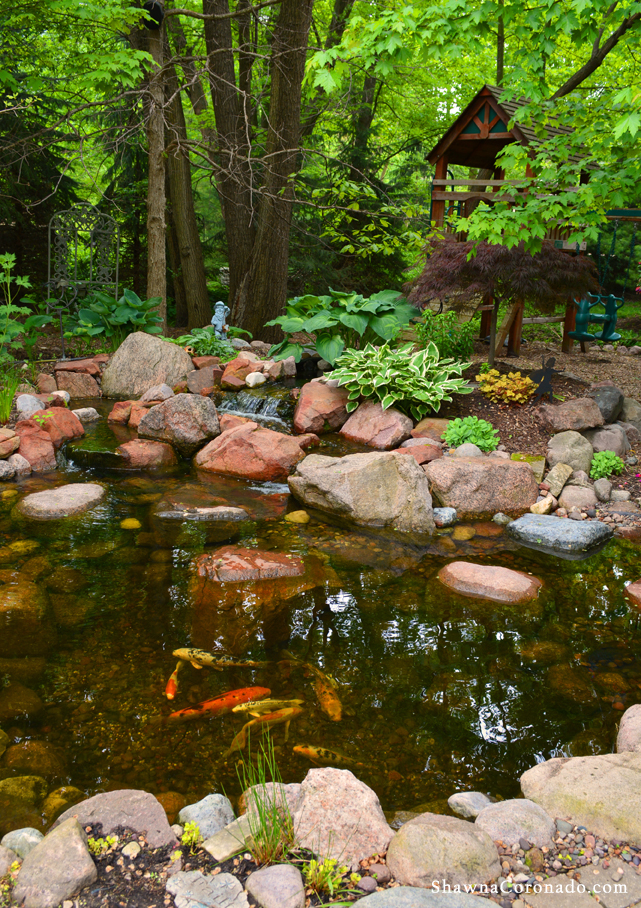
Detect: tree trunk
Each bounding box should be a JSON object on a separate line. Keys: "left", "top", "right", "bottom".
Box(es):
{"left": 231, "top": 0, "right": 314, "bottom": 340}
{"left": 165, "top": 49, "right": 211, "bottom": 328}
{"left": 166, "top": 203, "right": 188, "bottom": 326}
{"left": 146, "top": 26, "right": 167, "bottom": 328}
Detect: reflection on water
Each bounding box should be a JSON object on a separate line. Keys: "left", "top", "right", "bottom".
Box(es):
{"left": 1, "top": 400, "right": 640, "bottom": 835}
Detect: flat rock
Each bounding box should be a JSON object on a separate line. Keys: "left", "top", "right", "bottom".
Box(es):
{"left": 339, "top": 401, "right": 413, "bottom": 450}
{"left": 151, "top": 500, "right": 249, "bottom": 547}
{"left": 520, "top": 751, "right": 641, "bottom": 847}
{"left": 55, "top": 789, "right": 177, "bottom": 848}
{"left": 288, "top": 452, "right": 435, "bottom": 538}
{"left": 18, "top": 483, "right": 105, "bottom": 519}
{"left": 474, "top": 798, "right": 554, "bottom": 847}
{"left": 12, "top": 818, "right": 97, "bottom": 908}
{"left": 116, "top": 439, "right": 178, "bottom": 469}
{"left": 588, "top": 386, "right": 624, "bottom": 423}
{"left": 54, "top": 358, "right": 100, "bottom": 376}
{"left": 293, "top": 382, "right": 349, "bottom": 434}
{"left": 547, "top": 431, "right": 594, "bottom": 474}
{"left": 138, "top": 394, "right": 221, "bottom": 456}
{"left": 0, "top": 434, "right": 20, "bottom": 459}
{"left": 437, "top": 562, "right": 541, "bottom": 604}
{"left": 540, "top": 398, "right": 604, "bottom": 432}
{"left": 244, "top": 864, "right": 305, "bottom": 908}
{"left": 582, "top": 424, "right": 629, "bottom": 457}
{"left": 386, "top": 812, "right": 500, "bottom": 888}
{"left": 544, "top": 463, "right": 573, "bottom": 498}
{"left": 167, "top": 870, "right": 248, "bottom": 908}
{"left": 101, "top": 333, "right": 193, "bottom": 399}
{"left": 356, "top": 892, "right": 489, "bottom": 908}
{"left": 72, "top": 408, "right": 99, "bottom": 423}
{"left": 202, "top": 814, "right": 252, "bottom": 862}
{"left": 195, "top": 422, "right": 306, "bottom": 482}
{"left": 1, "top": 827, "right": 44, "bottom": 858}
{"left": 447, "top": 792, "right": 492, "bottom": 819}
{"left": 617, "top": 704, "right": 641, "bottom": 753}
{"left": 424, "top": 457, "right": 538, "bottom": 519}
{"left": 177, "top": 794, "right": 235, "bottom": 839}
{"left": 506, "top": 513, "right": 612, "bottom": 559}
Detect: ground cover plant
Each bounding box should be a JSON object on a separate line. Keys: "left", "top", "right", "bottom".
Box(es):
{"left": 331, "top": 341, "right": 471, "bottom": 419}
{"left": 476, "top": 369, "right": 537, "bottom": 405}
{"left": 443, "top": 416, "right": 500, "bottom": 451}
{"left": 590, "top": 451, "right": 625, "bottom": 480}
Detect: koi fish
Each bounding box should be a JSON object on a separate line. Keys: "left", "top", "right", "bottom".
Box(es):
{"left": 280, "top": 651, "right": 342, "bottom": 721}
{"left": 173, "top": 648, "right": 270, "bottom": 671}
{"left": 231, "top": 698, "right": 305, "bottom": 717}
{"left": 223, "top": 706, "right": 304, "bottom": 757}
{"left": 293, "top": 744, "right": 365, "bottom": 767}
{"left": 166, "top": 686, "right": 271, "bottom": 724}
{"left": 165, "top": 661, "right": 183, "bottom": 700}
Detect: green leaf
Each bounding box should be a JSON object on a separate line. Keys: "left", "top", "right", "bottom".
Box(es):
{"left": 338, "top": 311, "right": 369, "bottom": 335}
{"left": 316, "top": 334, "right": 345, "bottom": 365}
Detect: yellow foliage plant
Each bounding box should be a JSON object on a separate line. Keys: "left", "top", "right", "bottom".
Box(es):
{"left": 476, "top": 369, "right": 537, "bottom": 405}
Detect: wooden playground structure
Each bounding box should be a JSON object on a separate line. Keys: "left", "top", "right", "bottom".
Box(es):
{"left": 427, "top": 85, "right": 641, "bottom": 356}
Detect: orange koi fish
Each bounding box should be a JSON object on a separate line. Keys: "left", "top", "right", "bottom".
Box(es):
{"left": 280, "top": 650, "right": 342, "bottom": 721}
{"left": 223, "top": 706, "right": 304, "bottom": 757}
{"left": 166, "top": 686, "right": 271, "bottom": 724}
{"left": 165, "top": 661, "right": 183, "bottom": 700}
{"left": 293, "top": 744, "right": 364, "bottom": 767}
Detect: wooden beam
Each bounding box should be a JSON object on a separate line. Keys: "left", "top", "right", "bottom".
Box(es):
{"left": 494, "top": 301, "right": 521, "bottom": 357}
{"left": 459, "top": 131, "right": 513, "bottom": 140}
{"left": 562, "top": 300, "right": 576, "bottom": 354}
{"left": 522, "top": 316, "right": 566, "bottom": 324}
{"left": 431, "top": 155, "right": 448, "bottom": 227}
{"left": 508, "top": 299, "right": 525, "bottom": 356}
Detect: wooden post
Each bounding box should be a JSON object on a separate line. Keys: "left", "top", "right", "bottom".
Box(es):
{"left": 508, "top": 299, "right": 525, "bottom": 356}
{"left": 431, "top": 155, "right": 448, "bottom": 228}
{"left": 480, "top": 293, "right": 493, "bottom": 338}
{"left": 494, "top": 300, "right": 521, "bottom": 358}
{"left": 562, "top": 299, "right": 576, "bottom": 354}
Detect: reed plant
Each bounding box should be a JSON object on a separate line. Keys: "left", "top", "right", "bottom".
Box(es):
{"left": 0, "top": 369, "right": 19, "bottom": 423}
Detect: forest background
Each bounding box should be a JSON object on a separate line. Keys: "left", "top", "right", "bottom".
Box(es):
{"left": 2, "top": 0, "right": 641, "bottom": 341}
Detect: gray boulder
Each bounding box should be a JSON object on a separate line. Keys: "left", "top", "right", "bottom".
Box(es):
{"left": 621, "top": 397, "right": 641, "bottom": 432}
{"left": 520, "top": 752, "right": 641, "bottom": 847}
{"left": 582, "top": 424, "right": 630, "bottom": 457}
{"left": 474, "top": 799, "right": 555, "bottom": 847}
{"left": 100, "top": 333, "right": 193, "bottom": 399}
{"left": 386, "top": 812, "right": 500, "bottom": 888}
{"left": 453, "top": 443, "right": 483, "bottom": 457}
{"left": 447, "top": 791, "right": 491, "bottom": 819}
{"left": 7, "top": 454, "right": 31, "bottom": 477}
{"left": 177, "top": 793, "right": 234, "bottom": 840}
{"left": 17, "top": 483, "right": 105, "bottom": 519}
{"left": 71, "top": 408, "right": 100, "bottom": 423}
{"left": 140, "top": 382, "right": 174, "bottom": 403}
{"left": 506, "top": 513, "right": 612, "bottom": 560}
{"left": 55, "top": 789, "right": 177, "bottom": 848}
{"left": 0, "top": 827, "right": 44, "bottom": 858}
{"left": 558, "top": 485, "right": 597, "bottom": 512}
{"left": 617, "top": 704, "right": 641, "bottom": 753}
{"left": 546, "top": 431, "right": 594, "bottom": 474}
{"left": 288, "top": 452, "right": 435, "bottom": 539}
{"left": 245, "top": 864, "right": 305, "bottom": 908}
{"left": 16, "top": 395, "right": 43, "bottom": 420}
{"left": 594, "top": 478, "right": 612, "bottom": 501}
{"left": 540, "top": 398, "right": 604, "bottom": 433}
{"left": 11, "top": 818, "right": 97, "bottom": 908}
{"left": 588, "top": 386, "right": 624, "bottom": 423}
{"left": 618, "top": 420, "right": 641, "bottom": 447}
{"left": 0, "top": 460, "right": 16, "bottom": 481}
{"left": 138, "top": 394, "right": 220, "bottom": 456}
{"left": 0, "top": 844, "right": 19, "bottom": 876}
{"left": 166, "top": 870, "right": 248, "bottom": 908}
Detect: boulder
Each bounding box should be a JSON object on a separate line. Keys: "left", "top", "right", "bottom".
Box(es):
{"left": 0, "top": 683, "right": 44, "bottom": 722}
{"left": 245, "top": 865, "right": 305, "bottom": 908}
{"left": 594, "top": 478, "right": 612, "bottom": 501}
{"left": 293, "top": 382, "right": 349, "bottom": 435}
{"left": 167, "top": 871, "right": 248, "bottom": 908}
{"left": 140, "top": 382, "right": 174, "bottom": 403}
{"left": 394, "top": 444, "right": 442, "bottom": 466}
{"left": 474, "top": 799, "right": 555, "bottom": 847}
{"left": 115, "top": 439, "right": 178, "bottom": 469}
{"left": 17, "top": 483, "right": 105, "bottom": 519}
{"left": 11, "top": 818, "right": 97, "bottom": 908}
{"left": 617, "top": 704, "right": 641, "bottom": 753}
{"left": 621, "top": 397, "right": 641, "bottom": 433}
{"left": 288, "top": 451, "right": 435, "bottom": 537}
{"left": 1, "top": 828, "right": 43, "bottom": 859}
{"left": 447, "top": 792, "right": 492, "bottom": 819}
{"left": 588, "top": 386, "right": 624, "bottom": 423}
{"left": 558, "top": 485, "right": 598, "bottom": 511}
{"left": 411, "top": 417, "right": 450, "bottom": 440}
{"left": 16, "top": 395, "right": 43, "bottom": 420}
{"left": 54, "top": 358, "right": 100, "bottom": 376}
{"left": 339, "top": 401, "right": 413, "bottom": 450}
{"left": 506, "top": 513, "right": 612, "bottom": 559}
{"left": 101, "top": 333, "right": 193, "bottom": 399}
{"left": 386, "top": 812, "right": 500, "bottom": 888}
{"left": 618, "top": 420, "right": 641, "bottom": 447}
{"left": 7, "top": 453, "right": 31, "bottom": 477}
{"left": 55, "top": 789, "right": 177, "bottom": 848}
{"left": 54, "top": 371, "right": 100, "bottom": 398}
{"left": 544, "top": 462, "right": 573, "bottom": 498}
{"left": 192, "top": 355, "right": 220, "bottom": 370}
{"left": 71, "top": 408, "right": 99, "bottom": 423}
{"left": 437, "top": 562, "right": 542, "bottom": 604}
{"left": 27, "top": 408, "right": 83, "bottom": 448}
{"left": 292, "top": 768, "right": 393, "bottom": 867}
{"left": 194, "top": 422, "right": 306, "bottom": 482}
{"left": 186, "top": 367, "right": 218, "bottom": 394}
{"left": 151, "top": 498, "right": 250, "bottom": 547}
{"left": 0, "top": 461, "right": 16, "bottom": 480}
{"left": 0, "top": 578, "right": 54, "bottom": 657}
{"left": 424, "top": 457, "right": 538, "bottom": 519}
{"left": 520, "top": 752, "right": 641, "bottom": 847}
{"left": 107, "top": 401, "right": 133, "bottom": 425}
{"left": 546, "top": 431, "right": 594, "bottom": 474}
{"left": 582, "top": 424, "right": 630, "bottom": 457}
{"left": 138, "top": 394, "right": 220, "bottom": 456}
{"left": 15, "top": 422, "right": 57, "bottom": 472}
{"left": 177, "top": 794, "right": 235, "bottom": 839}
{"left": 540, "top": 398, "right": 604, "bottom": 432}
{"left": 36, "top": 373, "right": 57, "bottom": 393}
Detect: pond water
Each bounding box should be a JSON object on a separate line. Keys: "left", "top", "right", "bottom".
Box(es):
{"left": 1, "top": 391, "right": 640, "bottom": 832}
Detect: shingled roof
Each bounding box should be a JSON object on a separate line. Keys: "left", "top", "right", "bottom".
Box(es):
{"left": 427, "top": 84, "right": 582, "bottom": 169}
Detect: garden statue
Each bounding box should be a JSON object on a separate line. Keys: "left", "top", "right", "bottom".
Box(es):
{"left": 211, "top": 301, "right": 230, "bottom": 338}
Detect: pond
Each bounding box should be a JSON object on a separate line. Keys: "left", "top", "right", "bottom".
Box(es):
{"left": 1, "top": 391, "right": 640, "bottom": 833}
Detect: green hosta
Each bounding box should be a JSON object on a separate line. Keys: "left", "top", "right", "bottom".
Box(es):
{"left": 266, "top": 289, "right": 416, "bottom": 365}
{"left": 331, "top": 342, "right": 472, "bottom": 420}
{"left": 442, "top": 416, "right": 500, "bottom": 452}
{"left": 590, "top": 450, "right": 625, "bottom": 480}
{"left": 65, "top": 289, "right": 163, "bottom": 351}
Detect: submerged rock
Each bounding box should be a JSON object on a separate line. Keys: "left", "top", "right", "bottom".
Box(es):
{"left": 115, "top": 439, "right": 179, "bottom": 470}
{"left": 437, "top": 561, "right": 542, "bottom": 604}
{"left": 0, "top": 578, "right": 54, "bottom": 658}
{"left": 506, "top": 513, "right": 612, "bottom": 559}
{"left": 101, "top": 332, "right": 193, "bottom": 399}
{"left": 3, "top": 741, "right": 66, "bottom": 779}
{"left": 17, "top": 483, "right": 105, "bottom": 519}
{"left": 424, "top": 457, "right": 538, "bottom": 519}
{"left": 0, "top": 682, "right": 44, "bottom": 721}
{"left": 151, "top": 498, "right": 250, "bottom": 547}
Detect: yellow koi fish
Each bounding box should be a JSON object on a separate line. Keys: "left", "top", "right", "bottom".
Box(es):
{"left": 173, "top": 648, "right": 270, "bottom": 671}
{"left": 231, "top": 698, "right": 305, "bottom": 717}
{"left": 223, "top": 706, "right": 304, "bottom": 757}
{"left": 280, "top": 651, "right": 342, "bottom": 721}
{"left": 293, "top": 744, "right": 365, "bottom": 767}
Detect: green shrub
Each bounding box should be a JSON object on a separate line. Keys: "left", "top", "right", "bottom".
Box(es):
{"left": 443, "top": 415, "right": 499, "bottom": 451}
{"left": 167, "top": 327, "right": 237, "bottom": 360}
{"left": 0, "top": 368, "right": 20, "bottom": 424}
{"left": 330, "top": 341, "right": 472, "bottom": 420}
{"left": 266, "top": 288, "right": 416, "bottom": 365}
{"left": 65, "top": 289, "right": 162, "bottom": 351}
{"left": 0, "top": 252, "right": 52, "bottom": 366}
{"left": 415, "top": 310, "right": 475, "bottom": 361}
{"left": 590, "top": 450, "right": 625, "bottom": 480}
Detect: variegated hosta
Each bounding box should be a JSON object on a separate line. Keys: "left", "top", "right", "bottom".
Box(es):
{"left": 331, "top": 342, "right": 472, "bottom": 420}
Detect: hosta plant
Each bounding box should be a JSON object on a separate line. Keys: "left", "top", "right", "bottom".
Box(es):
{"left": 167, "top": 327, "right": 237, "bottom": 360}
{"left": 590, "top": 450, "right": 625, "bottom": 480}
{"left": 266, "top": 289, "right": 416, "bottom": 365}
{"left": 330, "top": 342, "right": 472, "bottom": 420}
{"left": 476, "top": 369, "right": 537, "bottom": 405}
{"left": 65, "top": 289, "right": 163, "bottom": 351}
{"left": 442, "top": 415, "right": 500, "bottom": 452}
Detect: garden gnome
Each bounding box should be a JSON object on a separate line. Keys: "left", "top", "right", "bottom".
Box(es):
{"left": 211, "top": 301, "right": 230, "bottom": 338}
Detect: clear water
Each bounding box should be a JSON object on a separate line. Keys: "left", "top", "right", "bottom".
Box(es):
{"left": 1, "top": 396, "right": 640, "bottom": 832}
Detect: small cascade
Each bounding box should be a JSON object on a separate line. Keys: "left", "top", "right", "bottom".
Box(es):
{"left": 217, "top": 387, "right": 295, "bottom": 432}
